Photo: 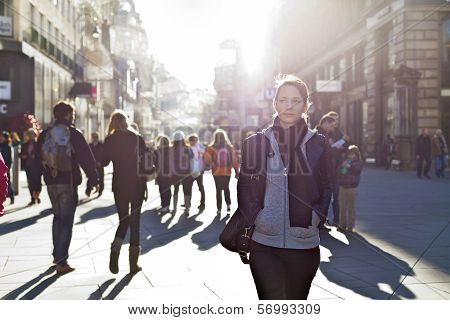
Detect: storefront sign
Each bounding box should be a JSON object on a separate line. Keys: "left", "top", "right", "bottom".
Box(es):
{"left": 0, "top": 104, "right": 7, "bottom": 114}
{"left": 316, "top": 80, "right": 342, "bottom": 93}
{"left": 0, "top": 81, "right": 11, "bottom": 100}
{"left": 0, "top": 16, "right": 13, "bottom": 37}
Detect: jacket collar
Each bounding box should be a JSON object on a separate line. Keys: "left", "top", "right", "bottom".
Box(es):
{"left": 265, "top": 117, "right": 316, "bottom": 147}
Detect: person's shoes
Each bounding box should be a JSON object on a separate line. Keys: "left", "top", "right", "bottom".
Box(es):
{"left": 37, "top": 198, "right": 41, "bottom": 204}
{"left": 129, "top": 245, "right": 142, "bottom": 274}
{"left": 226, "top": 205, "right": 231, "bottom": 212}
{"left": 97, "top": 191, "right": 103, "bottom": 198}
{"left": 109, "top": 237, "right": 123, "bottom": 274}
{"left": 85, "top": 189, "right": 91, "bottom": 197}
{"left": 319, "top": 224, "right": 331, "bottom": 232}
{"left": 27, "top": 199, "right": 36, "bottom": 206}
{"left": 9, "top": 198, "right": 14, "bottom": 205}
{"left": 337, "top": 227, "right": 345, "bottom": 232}
{"left": 216, "top": 209, "right": 221, "bottom": 215}
{"left": 56, "top": 264, "right": 75, "bottom": 275}
{"left": 198, "top": 204, "right": 205, "bottom": 210}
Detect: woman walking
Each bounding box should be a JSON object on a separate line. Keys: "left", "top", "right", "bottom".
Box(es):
{"left": 338, "top": 145, "right": 363, "bottom": 232}
{"left": 154, "top": 135, "right": 173, "bottom": 214}
{"left": 102, "top": 110, "right": 148, "bottom": 274}
{"left": 171, "top": 131, "right": 193, "bottom": 213}
{"left": 20, "top": 128, "right": 42, "bottom": 205}
{"left": 238, "top": 75, "right": 332, "bottom": 299}
{"left": 0, "top": 132, "right": 14, "bottom": 205}
{"left": 205, "top": 129, "right": 239, "bottom": 214}
{"left": 431, "top": 129, "right": 448, "bottom": 178}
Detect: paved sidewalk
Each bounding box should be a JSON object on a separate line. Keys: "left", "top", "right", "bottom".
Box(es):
{"left": 0, "top": 168, "right": 449, "bottom": 300}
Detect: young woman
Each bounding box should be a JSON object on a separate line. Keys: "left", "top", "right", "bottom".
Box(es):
{"left": 0, "top": 132, "right": 14, "bottom": 205}
{"left": 171, "top": 131, "right": 194, "bottom": 213}
{"left": 238, "top": 75, "right": 332, "bottom": 299}
{"left": 204, "top": 129, "right": 239, "bottom": 214}
{"left": 154, "top": 135, "right": 173, "bottom": 213}
{"left": 102, "top": 110, "right": 148, "bottom": 274}
{"left": 20, "top": 128, "right": 42, "bottom": 205}
{"left": 338, "top": 145, "right": 364, "bottom": 232}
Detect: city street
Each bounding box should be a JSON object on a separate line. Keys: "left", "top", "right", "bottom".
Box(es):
{"left": 0, "top": 167, "right": 449, "bottom": 300}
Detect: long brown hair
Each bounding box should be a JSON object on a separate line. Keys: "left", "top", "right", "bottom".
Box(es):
{"left": 209, "top": 129, "right": 233, "bottom": 149}
{"left": 106, "top": 110, "right": 137, "bottom": 136}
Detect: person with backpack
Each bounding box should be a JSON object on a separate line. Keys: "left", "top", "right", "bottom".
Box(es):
{"left": 0, "top": 131, "right": 14, "bottom": 205}
{"left": 154, "top": 135, "right": 173, "bottom": 214}
{"left": 86, "top": 132, "right": 105, "bottom": 197}
{"left": 204, "top": 129, "right": 239, "bottom": 214}
{"left": 102, "top": 110, "right": 149, "bottom": 274}
{"left": 171, "top": 131, "right": 194, "bottom": 213}
{"left": 20, "top": 128, "right": 42, "bottom": 205}
{"left": 188, "top": 134, "right": 206, "bottom": 210}
{"left": 338, "top": 145, "right": 364, "bottom": 232}
{"left": 236, "top": 75, "right": 332, "bottom": 299}
{"left": 38, "top": 102, "right": 99, "bottom": 275}
{"left": 0, "top": 152, "right": 8, "bottom": 217}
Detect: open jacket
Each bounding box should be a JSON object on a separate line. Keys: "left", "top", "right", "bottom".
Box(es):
{"left": 237, "top": 118, "right": 332, "bottom": 249}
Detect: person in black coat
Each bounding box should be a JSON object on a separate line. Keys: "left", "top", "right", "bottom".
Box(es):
{"left": 20, "top": 128, "right": 42, "bottom": 205}
{"left": 415, "top": 128, "right": 432, "bottom": 179}
{"left": 154, "top": 135, "right": 173, "bottom": 214}
{"left": 0, "top": 131, "right": 14, "bottom": 204}
{"left": 86, "top": 132, "right": 105, "bottom": 197}
{"left": 102, "top": 110, "right": 148, "bottom": 274}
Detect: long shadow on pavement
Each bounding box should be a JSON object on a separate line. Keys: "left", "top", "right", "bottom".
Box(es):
{"left": 1, "top": 266, "right": 56, "bottom": 300}
{"left": 191, "top": 213, "right": 229, "bottom": 251}
{"left": 76, "top": 204, "right": 117, "bottom": 225}
{"left": 88, "top": 278, "right": 115, "bottom": 300}
{"left": 140, "top": 209, "right": 203, "bottom": 254}
{"left": 319, "top": 230, "right": 416, "bottom": 299}
{"left": 19, "top": 274, "right": 61, "bottom": 300}
{"left": 104, "top": 273, "right": 137, "bottom": 300}
{"left": 0, "top": 209, "right": 52, "bottom": 237}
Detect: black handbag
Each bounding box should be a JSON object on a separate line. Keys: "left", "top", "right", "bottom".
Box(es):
{"left": 219, "top": 209, "right": 254, "bottom": 264}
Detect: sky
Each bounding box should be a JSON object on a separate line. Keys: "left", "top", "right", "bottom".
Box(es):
{"left": 134, "top": 0, "right": 279, "bottom": 90}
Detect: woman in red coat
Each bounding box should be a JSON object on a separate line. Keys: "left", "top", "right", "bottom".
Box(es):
{"left": 0, "top": 152, "right": 8, "bottom": 217}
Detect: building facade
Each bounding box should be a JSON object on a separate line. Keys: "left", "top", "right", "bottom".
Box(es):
{"left": 273, "top": 0, "right": 450, "bottom": 168}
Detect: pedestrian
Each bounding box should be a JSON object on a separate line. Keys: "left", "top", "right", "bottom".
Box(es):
{"left": 239, "top": 74, "right": 331, "bottom": 299}
{"left": 38, "top": 101, "right": 99, "bottom": 275}
{"left": 431, "top": 129, "right": 448, "bottom": 178}
{"left": 0, "top": 152, "right": 8, "bottom": 217}
{"left": 11, "top": 132, "right": 21, "bottom": 148}
{"left": 171, "top": 131, "right": 194, "bottom": 213}
{"left": 86, "top": 132, "right": 105, "bottom": 197}
{"left": 338, "top": 145, "right": 363, "bottom": 232}
{"left": 415, "top": 128, "right": 432, "bottom": 179}
{"left": 188, "top": 134, "right": 206, "bottom": 210}
{"left": 154, "top": 135, "right": 173, "bottom": 214}
{"left": 323, "top": 111, "right": 346, "bottom": 226}
{"left": 102, "top": 110, "right": 147, "bottom": 274}
{"left": 0, "top": 131, "right": 14, "bottom": 205}
{"left": 204, "top": 129, "right": 239, "bottom": 214}
{"left": 20, "top": 128, "right": 42, "bottom": 205}
{"left": 382, "top": 134, "right": 395, "bottom": 170}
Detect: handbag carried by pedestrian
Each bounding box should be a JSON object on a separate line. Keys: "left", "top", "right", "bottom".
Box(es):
{"left": 219, "top": 132, "right": 271, "bottom": 264}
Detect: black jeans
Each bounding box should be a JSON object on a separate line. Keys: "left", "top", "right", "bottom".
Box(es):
{"left": 417, "top": 157, "right": 431, "bottom": 177}
{"left": 193, "top": 174, "right": 205, "bottom": 205}
{"left": 249, "top": 242, "right": 320, "bottom": 300}
{"left": 173, "top": 175, "right": 193, "bottom": 197}
{"left": 113, "top": 192, "right": 144, "bottom": 247}
{"left": 213, "top": 175, "right": 231, "bottom": 210}
{"left": 157, "top": 177, "right": 172, "bottom": 208}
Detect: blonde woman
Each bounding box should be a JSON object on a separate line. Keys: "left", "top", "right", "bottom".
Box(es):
{"left": 102, "top": 110, "right": 148, "bottom": 274}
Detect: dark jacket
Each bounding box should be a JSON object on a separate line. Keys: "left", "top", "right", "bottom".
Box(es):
{"left": 383, "top": 138, "right": 395, "bottom": 156}
{"left": 154, "top": 146, "right": 173, "bottom": 183}
{"left": 171, "top": 142, "right": 193, "bottom": 178}
{"left": 0, "top": 153, "right": 7, "bottom": 216}
{"left": 237, "top": 119, "right": 332, "bottom": 228}
{"left": 20, "top": 140, "right": 42, "bottom": 192}
{"left": 339, "top": 160, "right": 364, "bottom": 188}
{"left": 0, "top": 142, "right": 12, "bottom": 169}
{"left": 89, "top": 141, "right": 104, "bottom": 166}
{"left": 415, "top": 134, "right": 432, "bottom": 158}
{"left": 38, "top": 119, "right": 98, "bottom": 187}
{"left": 102, "top": 129, "right": 147, "bottom": 197}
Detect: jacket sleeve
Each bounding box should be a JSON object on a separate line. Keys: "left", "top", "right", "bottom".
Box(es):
{"left": 349, "top": 160, "right": 364, "bottom": 175}
{"left": 0, "top": 153, "right": 8, "bottom": 216}
{"left": 203, "top": 147, "right": 213, "bottom": 170}
{"left": 72, "top": 129, "right": 98, "bottom": 186}
{"left": 231, "top": 148, "right": 240, "bottom": 175}
{"left": 314, "top": 136, "right": 333, "bottom": 222}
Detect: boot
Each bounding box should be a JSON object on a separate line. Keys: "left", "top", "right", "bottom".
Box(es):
{"left": 109, "top": 237, "right": 123, "bottom": 274}
{"left": 129, "top": 245, "right": 142, "bottom": 274}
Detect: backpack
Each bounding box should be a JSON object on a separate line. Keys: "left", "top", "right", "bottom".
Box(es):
{"left": 41, "top": 124, "right": 73, "bottom": 177}
{"left": 215, "top": 147, "right": 231, "bottom": 167}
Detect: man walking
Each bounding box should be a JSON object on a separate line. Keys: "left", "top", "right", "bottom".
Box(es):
{"left": 382, "top": 134, "right": 395, "bottom": 170}
{"left": 39, "top": 102, "right": 99, "bottom": 274}
{"left": 415, "top": 128, "right": 432, "bottom": 179}
{"left": 86, "top": 132, "right": 104, "bottom": 197}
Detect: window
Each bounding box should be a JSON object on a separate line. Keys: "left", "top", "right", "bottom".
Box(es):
{"left": 442, "top": 19, "right": 450, "bottom": 85}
